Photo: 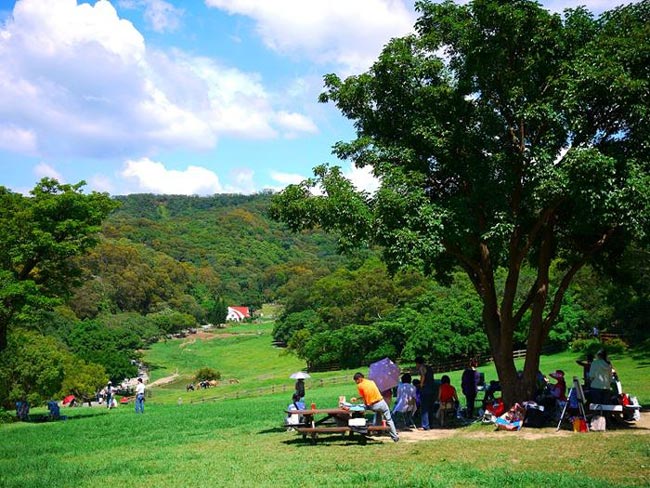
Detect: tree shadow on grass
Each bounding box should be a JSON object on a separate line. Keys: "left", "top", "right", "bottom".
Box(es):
{"left": 19, "top": 410, "right": 109, "bottom": 424}
{"left": 258, "top": 426, "right": 288, "bottom": 434}
{"left": 281, "top": 433, "right": 388, "bottom": 447}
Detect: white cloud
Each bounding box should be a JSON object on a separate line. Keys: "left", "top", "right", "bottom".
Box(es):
{"left": 34, "top": 162, "right": 64, "bottom": 182}
{"left": 119, "top": 0, "right": 184, "bottom": 33}
{"left": 204, "top": 0, "right": 416, "bottom": 74}
{"left": 0, "top": 124, "right": 37, "bottom": 154}
{"left": 269, "top": 163, "right": 380, "bottom": 195}
{"left": 88, "top": 173, "right": 115, "bottom": 193}
{"left": 121, "top": 157, "right": 224, "bottom": 195}
{"left": 270, "top": 170, "right": 307, "bottom": 186}
{"left": 344, "top": 164, "right": 380, "bottom": 194}
{"left": 274, "top": 111, "right": 318, "bottom": 138}
{"left": 0, "top": 0, "right": 317, "bottom": 163}
{"left": 225, "top": 168, "right": 256, "bottom": 194}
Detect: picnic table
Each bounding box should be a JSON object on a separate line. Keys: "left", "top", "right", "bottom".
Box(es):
{"left": 286, "top": 407, "right": 389, "bottom": 444}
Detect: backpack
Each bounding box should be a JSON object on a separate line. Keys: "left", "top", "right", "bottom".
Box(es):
{"left": 590, "top": 415, "right": 606, "bottom": 431}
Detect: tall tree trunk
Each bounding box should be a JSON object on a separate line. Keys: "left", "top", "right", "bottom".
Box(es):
{"left": 0, "top": 322, "right": 6, "bottom": 351}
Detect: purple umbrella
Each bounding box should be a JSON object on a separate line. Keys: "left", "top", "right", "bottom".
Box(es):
{"left": 368, "top": 357, "right": 401, "bottom": 393}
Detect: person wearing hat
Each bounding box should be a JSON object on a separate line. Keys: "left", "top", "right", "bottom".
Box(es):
{"left": 135, "top": 378, "right": 146, "bottom": 414}
{"left": 549, "top": 370, "right": 566, "bottom": 401}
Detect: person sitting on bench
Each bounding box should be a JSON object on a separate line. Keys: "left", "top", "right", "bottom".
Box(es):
{"left": 286, "top": 393, "right": 305, "bottom": 427}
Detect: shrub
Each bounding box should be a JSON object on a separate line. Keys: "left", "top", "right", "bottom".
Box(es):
{"left": 601, "top": 337, "right": 628, "bottom": 354}
{"left": 0, "top": 408, "right": 14, "bottom": 424}
{"left": 570, "top": 338, "right": 601, "bottom": 355}
{"left": 570, "top": 337, "right": 628, "bottom": 356}
{"left": 194, "top": 367, "right": 220, "bottom": 382}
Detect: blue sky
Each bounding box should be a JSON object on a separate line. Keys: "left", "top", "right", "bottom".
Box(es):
{"left": 0, "top": 0, "right": 624, "bottom": 196}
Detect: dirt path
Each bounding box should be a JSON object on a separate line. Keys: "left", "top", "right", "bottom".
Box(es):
{"left": 148, "top": 371, "right": 180, "bottom": 387}
{"left": 391, "top": 410, "right": 650, "bottom": 443}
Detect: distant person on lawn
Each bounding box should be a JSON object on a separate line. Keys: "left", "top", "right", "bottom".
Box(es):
{"left": 135, "top": 378, "right": 145, "bottom": 413}
{"left": 106, "top": 382, "right": 114, "bottom": 409}
{"left": 351, "top": 372, "right": 399, "bottom": 442}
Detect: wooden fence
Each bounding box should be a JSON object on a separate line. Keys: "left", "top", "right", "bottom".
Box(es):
{"left": 189, "top": 348, "right": 530, "bottom": 405}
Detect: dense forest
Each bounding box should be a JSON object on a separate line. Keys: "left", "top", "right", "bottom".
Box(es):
{"left": 1, "top": 189, "right": 648, "bottom": 408}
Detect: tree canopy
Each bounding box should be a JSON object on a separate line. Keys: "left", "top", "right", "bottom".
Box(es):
{"left": 270, "top": 0, "right": 650, "bottom": 405}
{"left": 0, "top": 179, "right": 118, "bottom": 351}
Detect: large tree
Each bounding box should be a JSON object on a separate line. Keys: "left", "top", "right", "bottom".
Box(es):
{"left": 0, "top": 179, "right": 118, "bottom": 351}
{"left": 270, "top": 0, "right": 650, "bottom": 405}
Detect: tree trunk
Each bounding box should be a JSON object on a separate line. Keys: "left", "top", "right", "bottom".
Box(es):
{"left": 483, "top": 300, "right": 544, "bottom": 407}
{"left": 0, "top": 321, "right": 7, "bottom": 352}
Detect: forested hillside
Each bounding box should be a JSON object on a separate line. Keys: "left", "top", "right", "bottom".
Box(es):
{"left": 90, "top": 192, "right": 350, "bottom": 311}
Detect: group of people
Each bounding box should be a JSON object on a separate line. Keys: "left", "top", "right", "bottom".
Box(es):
{"left": 98, "top": 378, "right": 146, "bottom": 413}
{"left": 286, "top": 347, "right": 625, "bottom": 440}
{"left": 348, "top": 357, "right": 482, "bottom": 439}
{"left": 390, "top": 357, "right": 477, "bottom": 430}
{"left": 342, "top": 357, "right": 481, "bottom": 439}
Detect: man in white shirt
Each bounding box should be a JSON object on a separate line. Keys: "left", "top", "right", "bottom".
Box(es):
{"left": 135, "top": 378, "right": 146, "bottom": 413}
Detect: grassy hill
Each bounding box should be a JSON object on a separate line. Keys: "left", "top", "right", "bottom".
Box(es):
{"left": 1, "top": 322, "right": 648, "bottom": 487}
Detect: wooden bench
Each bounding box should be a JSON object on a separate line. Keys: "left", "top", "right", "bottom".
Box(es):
{"left": 295, "top": 425, "right": 390, "bottom": 443}
{"left": 589, "top": 403, "right": 623, "bottom": 413}
{"left": 297, "top": 425, "right": 390, "bottom": 434}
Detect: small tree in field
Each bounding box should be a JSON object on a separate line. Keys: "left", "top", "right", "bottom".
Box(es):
{"left": 271, "top": 0, "right": 650, "bottom": 406}
{"left": 195, "top": 367, "right": 221, "bottom": 382}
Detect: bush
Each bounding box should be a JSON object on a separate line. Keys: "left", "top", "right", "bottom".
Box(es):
{"left": 570, "top": 337, "right": 628, "bottom": 356}
{"left": 570, "top": 338, "right": 601, "bottom": 355}
{"left": 194, "top": 367, "right": 220, "bottom": 382}
{"left": 0, "top": 408, "right": 15, "bottom": 424}
{"left": 601, "top": 337, "right": 628, "bottom": 354}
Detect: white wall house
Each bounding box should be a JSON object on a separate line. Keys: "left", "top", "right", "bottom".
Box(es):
{"left": 226, "top": 306, "right": 250, "bottom": 322}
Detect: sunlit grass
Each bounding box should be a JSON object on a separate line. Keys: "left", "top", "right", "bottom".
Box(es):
{"left": 2, "top": 325, "right": 648, "bottom": 487}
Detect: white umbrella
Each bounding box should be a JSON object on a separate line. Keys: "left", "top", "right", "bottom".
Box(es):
{"left": 368, "top": 357, "right": 400, "bottom": 392}
{"left": 289, "top": 371, "right": 311, "bottom": 379}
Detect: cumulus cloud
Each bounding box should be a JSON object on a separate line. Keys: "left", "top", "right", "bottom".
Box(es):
{"left": 0, "top": 124, "right": 37, "bottom": 154}
{"left": 204, "top": 0, "right": 416, "bottom": 74}
{"left": 270, "top": 170, "right": 307, "bottom": 187}
{"left": 344, "top": 164, "right": 381, "bottom": 194}
{"left": 118, "top": 0, "right": 184, "bottom": 33}
{"left": 34, "top": 162, "right": 64, "bottom": 182}
{"left": 0, "top": 0, "right": 317, "bottom": 163}
{"left": 269, "top": 163, "right": 380, "bottom": 195}
{"left": 274, "top": 111, "right": 318, "bottom": 138}
{"left": 88, "top": 174, "right": 115, "bottom": 194}
{"left": 225, "top": 168, "right": 256, "bottom": 194}
{"left": 121, "top": 157, "right": 224, "bottom": 195}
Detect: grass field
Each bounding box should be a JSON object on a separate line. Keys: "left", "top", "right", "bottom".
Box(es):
{"left": 2, "top": 323, "right": 649, "bottom": 488}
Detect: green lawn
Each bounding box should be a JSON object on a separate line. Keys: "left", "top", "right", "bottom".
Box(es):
{"left": 2, "top": 325, "right": 649, "bottom": 487}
